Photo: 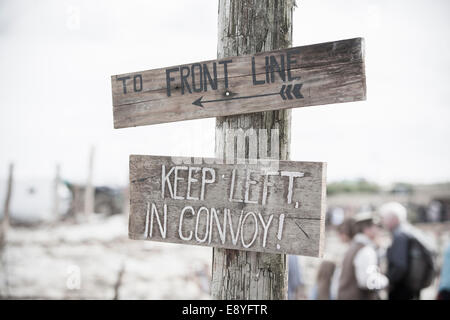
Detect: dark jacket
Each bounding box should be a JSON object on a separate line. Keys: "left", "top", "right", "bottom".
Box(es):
{"left": 387, "top": 226, "right": 420, "bottom": 300}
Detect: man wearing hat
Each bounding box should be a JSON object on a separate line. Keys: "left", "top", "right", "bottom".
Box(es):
{"left": 338, "top": 211, "right": 388, "bottom": 300}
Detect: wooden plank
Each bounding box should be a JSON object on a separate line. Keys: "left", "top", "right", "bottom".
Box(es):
{"left": 112, "top": 37, "right": 365, "bottom": 128}
{"left": 129, "top": 155, "right": 326, "bottom": 257}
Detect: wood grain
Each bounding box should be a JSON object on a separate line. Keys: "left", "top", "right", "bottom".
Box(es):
{"left": 112, "top": 37, "right": 365, "bottom": 128}
{"left": 211, "top": 0, "right": 294, "bottom": 299}
{"left": 129, "top": 155, "right": 326, "bottom": 257}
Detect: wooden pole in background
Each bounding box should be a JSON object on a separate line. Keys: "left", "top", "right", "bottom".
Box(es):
{"left": 84, "top": 146, "right": 95, "bottom": 217}
{"left": 1, "top": 163, "right": 14, "bottom": 247}
{"left": 212, "top": 0, "right": 295, "bottom": 299}
{"left": 52, "top": 164, "right": 61, "bottom": 219}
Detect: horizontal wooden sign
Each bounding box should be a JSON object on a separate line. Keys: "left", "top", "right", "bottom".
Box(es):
{"left": 112, "top": 37, "right": 365, "bottom": 128}
{"left": 129, "top": 155, "right": 326, "bottom": 257}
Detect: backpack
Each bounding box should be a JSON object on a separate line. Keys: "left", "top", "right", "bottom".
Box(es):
{"left": 405, "top": 234, "right": 436, "bottom": 292}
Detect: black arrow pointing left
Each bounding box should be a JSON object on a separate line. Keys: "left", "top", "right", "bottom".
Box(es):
{"left": 192, "top": 83, "right": 303, "bottom": 107}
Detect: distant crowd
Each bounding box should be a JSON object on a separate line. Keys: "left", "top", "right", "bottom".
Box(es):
{"left": 288, "top": 202, "right": 450, "bottom": 300}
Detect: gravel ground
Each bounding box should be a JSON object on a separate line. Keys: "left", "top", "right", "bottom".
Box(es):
{"left": 0, "top": 215, "right": 211, "bottom": 299}
{"left": 0, "top": 214, "right": 448, "bottom": 299}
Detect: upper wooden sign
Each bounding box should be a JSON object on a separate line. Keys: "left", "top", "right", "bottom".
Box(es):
{"left": 112, "top": 38, "right": 365, "bottom": 128}
{"left": 129, "top": 155, "right": 326, "bottom": 257}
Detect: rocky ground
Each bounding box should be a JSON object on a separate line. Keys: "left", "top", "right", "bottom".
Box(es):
{"left": 0, "top": 214, "right": 448, "bottom": 299}
{"left": 0, "top": 215, "right": 211, "bottom": 299}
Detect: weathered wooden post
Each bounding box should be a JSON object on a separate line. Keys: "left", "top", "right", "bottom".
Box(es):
{"left": 211, "top": 0, "right": 295, "bottom": 300}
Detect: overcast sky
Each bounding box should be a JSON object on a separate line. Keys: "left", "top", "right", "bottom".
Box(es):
{"left": 1, "top": 0, "right": 449, "bottom": 186}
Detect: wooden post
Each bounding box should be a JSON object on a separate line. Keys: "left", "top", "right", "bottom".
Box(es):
{"left": 52, "top": 164, "right": 61, "bottom": 219}
{"left": 73, "top": 185, "right": 83, "bottom": 217}
{"left": 1, "top": 163, "right": 14, "bottom": 247}
{"left": 84, "top": 146, "right": 95, "bottom": 217}
{"left": 212, "top": 0, "right": 295, "bottom": 299}
{"left": 122, "top": 184, "right": 129, "bottom": 216}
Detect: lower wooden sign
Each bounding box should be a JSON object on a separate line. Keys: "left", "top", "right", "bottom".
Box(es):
{"left": 129, "top": 155, "right": 326, "bottom": 257}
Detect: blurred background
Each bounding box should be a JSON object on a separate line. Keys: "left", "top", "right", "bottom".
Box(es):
{"left": 0, "top": 0, "right": 449, "bottom": 299}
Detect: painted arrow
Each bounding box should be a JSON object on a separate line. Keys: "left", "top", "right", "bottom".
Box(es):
{"left": 192, "top": 83, "right": 303, "bottom": 107}
{"left": 280, "top": 83, "right": 304, "bottom": 100}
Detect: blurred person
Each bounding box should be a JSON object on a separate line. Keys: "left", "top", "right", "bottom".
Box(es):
{"left": 309, "top": 260, "right": 337, "bottom": 300}
{"left": 337, "top": 217, "right": 356, "bottom": 243}
{"left": 310, "top": 218, "right": 356, "bottom": 300}
{"left": 330, "top": 207, "right": 345, "bottom": 226}
{"left": 437, "top": 243, "right": 450, "bottom": 300}
{"left": 379, "top": 202, "right": 436, "bottom": 300}
{"left": 427, "top": 201, "right": 443, "bottom": 223}
{"left": 288, "top": 255, "right": 305, "bottom": 299}
{"left": 337, "top": 212, "right": 388, "bottom": 300}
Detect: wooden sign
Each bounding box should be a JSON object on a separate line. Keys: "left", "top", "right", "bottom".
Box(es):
{"left": 129, "top": 155, "right": 326, "bottom": 257}
{"left": 112, "top": 37, "right": 365, "bottom": 128}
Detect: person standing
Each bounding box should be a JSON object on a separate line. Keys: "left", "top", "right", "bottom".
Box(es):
{"left": 314, "top": 260, "right": 337, "bottom": 300}
{"left": 309, "top": 218, "right": 355, "bottom": 300}
{"left": 379, "top": 202, "right": 436, "bottom": 300}
{"left": 288, "top": 255, "right": 304, "bottom": 300}
{"left": 337, "top": 212, "right": 388, "bottom": 300}
{"left": 437, "top": 243, "right": 450, "bottom": 300}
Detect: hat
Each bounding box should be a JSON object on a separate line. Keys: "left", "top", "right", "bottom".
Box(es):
{"left": 354, "top": 211, "right": 380, "bottom": 226}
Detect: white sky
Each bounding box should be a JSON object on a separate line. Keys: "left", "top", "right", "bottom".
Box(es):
{"left": 1, "top": 0, "right": 449, "bottom": 186}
